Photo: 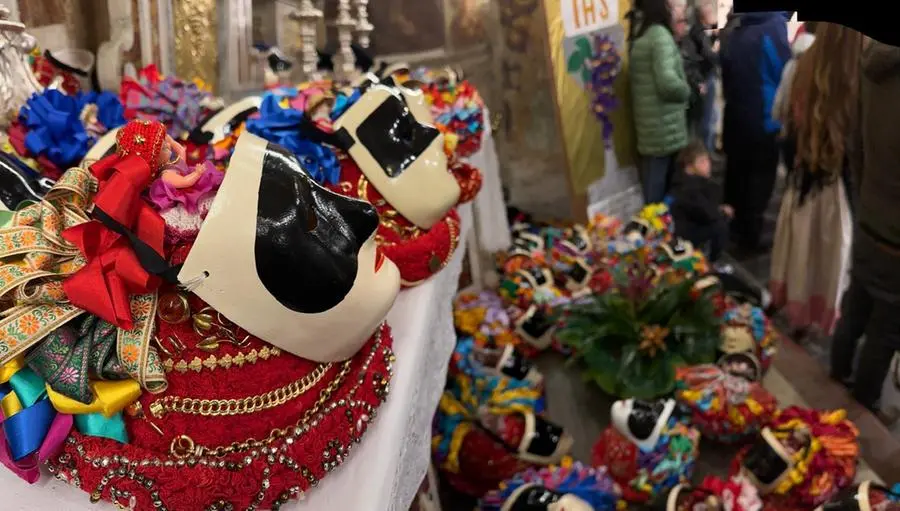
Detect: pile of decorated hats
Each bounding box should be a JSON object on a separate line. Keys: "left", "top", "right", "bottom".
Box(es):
{"left": 439, "top": 203, "right": 876, "bottom": 511}
{"left": 0, "top": 51, "right": 490, "bottom": 509}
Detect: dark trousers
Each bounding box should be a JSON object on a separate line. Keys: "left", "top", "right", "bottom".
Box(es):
{"left": 723, "top": 133, "right": 779, "bottom": 247}
{"left": 682, "top": 217, "right": 728, "bottom": 262}
{"left": 829, "top": 276, "right": 898, "bottom": 410}
{"left": 640, "top": 153, "right": 676, "bottom": 204}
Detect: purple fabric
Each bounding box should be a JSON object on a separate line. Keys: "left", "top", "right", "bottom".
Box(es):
{"left": 148, "top": 160, "right": 223, "bottom": 213}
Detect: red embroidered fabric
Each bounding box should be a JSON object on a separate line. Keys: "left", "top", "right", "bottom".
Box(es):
{"left": 48, "top": 311, "right": 394, "bottom": 511}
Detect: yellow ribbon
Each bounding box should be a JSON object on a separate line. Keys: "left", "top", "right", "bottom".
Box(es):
{"left": 0, "top": 357, "right": 25, "bottom": 383}
{"left": 1, "top": 356, "right": 140, "bottom": 418}
{"left": 46, "top": 380, "right": 141, "bottom": 418}
{"left": 1, "top": 391, "right": 22, "bottom": 419}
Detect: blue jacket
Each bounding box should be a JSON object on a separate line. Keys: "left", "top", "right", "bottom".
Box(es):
{"left": 721, "top": 12, "right": 791, "bottom": 144}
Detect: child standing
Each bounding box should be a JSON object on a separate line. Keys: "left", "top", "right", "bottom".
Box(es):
{"left": 670, "top": 141, "right": 733, "bottom": 261}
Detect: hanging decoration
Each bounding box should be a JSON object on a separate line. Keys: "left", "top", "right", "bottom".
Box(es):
{"left": 589, "top": 34, "right": 621, "bottom": 148}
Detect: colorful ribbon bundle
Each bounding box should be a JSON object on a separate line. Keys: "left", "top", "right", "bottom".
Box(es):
{"left": 589, "top": 34, "right": 621, "bottom": 148}
{"left": 675, "top": 365, "right": 777, "bottom": 442}
{"left": 420, "top": 79, "right": 485, "bottom": 159}
{"left": 453, "top": 291, "right": 524, "bottom": 352}
{"left": 673, "top": 475, "right": 763, "bottom": 511}
{"left": 450, "top": 337, "right": 545, "bottom": 412}
{"left": 593, "top": 415, "right": 700, "bottom": 503}
{"left": 11, "top": 89, "right": 126, "bottom": 171}
{"left": 121, "top": 64, "right": 222, "bottom": 139}
{"left": 732, "top": 407, "right": 859, "bottom": 509}
{"left": 477, "top": 460, "right": 622, "bottom": 511}
{"left": 0, "top": 168, "right": 169, "bottom": 482}
{"left": 433, "top": 369, "right": 543, "bottom": 472}
{"left": 606, "top": 204, "right": 674, "bottom": 257}
{"left": 245, "top": 91, "right": 341, "bottom": 185}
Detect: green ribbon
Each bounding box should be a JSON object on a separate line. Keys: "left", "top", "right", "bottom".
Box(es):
{"left": 74, "top": 413, "right": 128, "bottom": 443}
{"left": 7, "top": 360, "right": 128, "bottom": 444}
{"left": 27, "top": 315, "right": 130, "bottom": 405}
{"left": 6, "top": 368, "right": 45, "bottom": 407}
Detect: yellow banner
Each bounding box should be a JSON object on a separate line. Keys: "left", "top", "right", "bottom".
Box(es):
{"left": 542, "top": 0, "right": 637, "bottom": 194}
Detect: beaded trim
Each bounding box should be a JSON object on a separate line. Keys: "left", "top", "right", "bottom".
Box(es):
{"left": 162, "top": 346, "right": 283, "bottom": 373}
{"left": 49, "top": 323, "right": 395, "bottom": 511}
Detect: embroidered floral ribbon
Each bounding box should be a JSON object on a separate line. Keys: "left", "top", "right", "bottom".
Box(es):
{"left": 27, "top": 315, "right": 129, "bottom": 404}
{"left": 0, "top": 167, "right": 167, "bottom": 395}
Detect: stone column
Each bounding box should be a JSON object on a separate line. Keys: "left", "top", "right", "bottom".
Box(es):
{"left": 289, "top": 0, "right": 322, "bottom": 81}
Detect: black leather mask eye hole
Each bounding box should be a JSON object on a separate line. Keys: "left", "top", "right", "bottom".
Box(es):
{"left": 355, "top": 93, "right": 439, "bottom": 178}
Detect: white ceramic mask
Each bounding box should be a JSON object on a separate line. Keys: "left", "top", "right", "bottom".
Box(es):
{"left": 179, "top": 132, "right": 400, "bottom": 363}
{"left": 333, "top": 84, "right": 460, "bottom": 229}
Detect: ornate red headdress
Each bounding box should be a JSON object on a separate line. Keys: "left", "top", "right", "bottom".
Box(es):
{"left": 115, "top": 119, "right": 169, "bottom": 176}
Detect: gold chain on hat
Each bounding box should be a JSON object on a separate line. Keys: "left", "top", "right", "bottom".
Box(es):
{"left": 149, "top": 361, "right": 334, "bottom": 419}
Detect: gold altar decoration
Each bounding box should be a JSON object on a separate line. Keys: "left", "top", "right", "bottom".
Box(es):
{"left": 174, "top": 0, "right": 217, "bottom": 89}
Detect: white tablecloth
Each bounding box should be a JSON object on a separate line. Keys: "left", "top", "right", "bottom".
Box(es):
{"left": 468, "top": 110, "right": 512, "bottom": 254}
{"left": 0, "top": 206, "right": 470, "bottom": 511}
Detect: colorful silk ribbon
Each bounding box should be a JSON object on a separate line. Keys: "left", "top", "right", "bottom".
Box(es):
{"left": 18, "top": 90, "right": 126, "bottom": 169}
{"left": 0, "top": 356, "right": 135, "bottom": 483}
{"left": 434, "top": 369, "right": 543, "bottom": 472}
{"left": 121, "top": 64, "right": 221, "bottom": 139}
{"left": 245, "top": 93, "right": 341, "bottom": 185}
{"left": 20, "top": 90, "right": 90, "bottom": 168}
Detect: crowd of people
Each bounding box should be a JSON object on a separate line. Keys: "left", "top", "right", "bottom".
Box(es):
{"left": 627, "top": 1, "right": 900, "bottom": 419}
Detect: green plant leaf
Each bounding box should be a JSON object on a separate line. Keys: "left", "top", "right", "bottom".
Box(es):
{"left": 617, "top": 346, "right": 677, "bottom": 399}
{"left": 575, "top": 37, "right": 593, "bottom": 60}
{"left": 567, "top": 51, "right": 583, "bottom": 73}
{"left": 592, "top": 371, "right": 621, "bottom": 396}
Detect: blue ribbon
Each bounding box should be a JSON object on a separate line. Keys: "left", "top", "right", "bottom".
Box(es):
{"left": 19, "top": 90, "right": 126, "bottom": 168}
{"left": 1, "top": 366, "right": 128, "bottom": 463}
{"left": 3, "top": 397, "right": 54, "bottom": 461}
{"left": 245, "top": 93, "right": 341, "bottom": 185}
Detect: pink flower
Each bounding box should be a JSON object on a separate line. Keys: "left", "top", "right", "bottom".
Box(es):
{"left": 58, "top": 367, "right": 79, "bottom": 385}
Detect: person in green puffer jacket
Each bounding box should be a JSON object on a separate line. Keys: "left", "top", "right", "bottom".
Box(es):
{"left": 628, "top": 0, "right": 691, "bottom": 203}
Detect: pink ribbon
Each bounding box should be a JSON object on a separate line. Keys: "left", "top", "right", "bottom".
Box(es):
{"left": 0, "top": 414, "right": 73, "bottom": 483}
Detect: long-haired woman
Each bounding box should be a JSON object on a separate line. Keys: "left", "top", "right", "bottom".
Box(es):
{"left": 628, "top": 0, "right": 691, "bottom": 203}
{"left": 769, "top": 23, "right": 862, "bottom": 336}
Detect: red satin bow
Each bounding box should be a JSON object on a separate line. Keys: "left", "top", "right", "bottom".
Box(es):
{"left": 62, "top": 155, "right": 165, "bottom": 330}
